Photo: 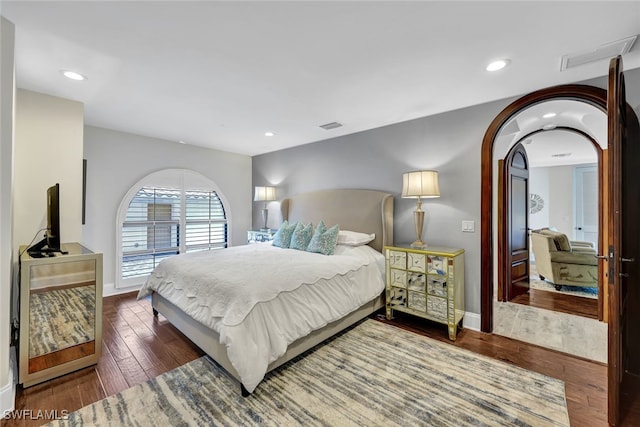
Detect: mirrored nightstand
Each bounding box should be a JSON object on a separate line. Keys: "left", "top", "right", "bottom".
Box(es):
{"left": 247, "top": 229, "right": 277, "bottom": 244}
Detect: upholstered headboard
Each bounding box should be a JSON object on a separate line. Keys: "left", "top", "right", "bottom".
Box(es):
{"left": 280, "top": 189, "right": 394, "bottom": 253}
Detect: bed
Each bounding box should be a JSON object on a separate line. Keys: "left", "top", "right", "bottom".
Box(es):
{"left": 139, "top": 189, "right": 394, "bottom": 394}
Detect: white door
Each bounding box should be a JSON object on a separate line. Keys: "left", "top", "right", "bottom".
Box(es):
{"left": 574, "top": 165, "right": 598, "bottom": 245}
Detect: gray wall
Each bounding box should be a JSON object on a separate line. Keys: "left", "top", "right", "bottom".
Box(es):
{"left": 253, "top": 98, "right": 511, "bottom": 315}
{"left": 252, "top": 66, "right": 640, "bottom": 317}
{"left": 83, "top": 126, "right": 252, "bottom": 293}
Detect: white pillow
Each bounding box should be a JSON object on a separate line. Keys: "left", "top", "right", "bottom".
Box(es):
{"left": 337, "top": 230, "right": 375, "bottom": 246}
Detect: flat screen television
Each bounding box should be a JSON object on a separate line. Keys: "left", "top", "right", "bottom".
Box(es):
{"left": 27, "top": 183, "right": 65, "bottom": 257}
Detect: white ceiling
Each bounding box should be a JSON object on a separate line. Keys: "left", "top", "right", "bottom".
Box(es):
{"left": 2, "top": 1, "right": 640, "bottom": 156}
{"left": 498, "top": 99, "right": 605, "bottom": 167}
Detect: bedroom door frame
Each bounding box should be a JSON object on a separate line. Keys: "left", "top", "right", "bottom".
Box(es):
{"left": 480, "top": 84, "right": 609, "bottom": 332}
{"left": 481, "top": 74, "right": 640, "bottom": 424}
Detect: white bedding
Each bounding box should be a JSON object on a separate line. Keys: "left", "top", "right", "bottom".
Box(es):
{"left": 138, "top": 243, "right": 385, "bottom": 392}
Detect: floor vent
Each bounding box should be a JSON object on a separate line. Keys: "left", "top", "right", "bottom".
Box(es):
{"left": 561, "top": 35, "right": 637, "bottom": 71}
{"left": 319, "top": 122, "right": 343, "bottom": 130}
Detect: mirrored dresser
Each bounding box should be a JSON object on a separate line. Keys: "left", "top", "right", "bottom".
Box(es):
{"left": 385, "top": 244, "right": 465, "bottom": 340}
{"left": 19, "top": 242, "right": 103, "bottom": 387}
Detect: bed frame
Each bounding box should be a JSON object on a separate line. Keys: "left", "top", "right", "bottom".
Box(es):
{"left": 152, "top": 188, "right": 394, "bottom": 394}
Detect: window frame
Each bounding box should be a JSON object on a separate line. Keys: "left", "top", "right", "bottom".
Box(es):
{"left": 116, "top": 169, "right": 232, "bottom": 289}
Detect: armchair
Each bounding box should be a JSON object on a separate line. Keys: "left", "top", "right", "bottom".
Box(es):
{"left": 530, "top": 229, "right": 598, "bottom": 289}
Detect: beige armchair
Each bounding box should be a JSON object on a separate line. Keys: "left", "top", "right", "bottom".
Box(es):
{"left": 530, "top": 229, "right": 598, "bottom": 289}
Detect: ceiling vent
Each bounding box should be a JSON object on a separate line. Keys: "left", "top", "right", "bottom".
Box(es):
{"left": 551, "top": 152, "right": 572, "bottom": 158}
{"left": 561, "top": 35, "right": 637, "bottom": 71}
{"left": 319, "top": 122, "right": 343, "bottom": 130}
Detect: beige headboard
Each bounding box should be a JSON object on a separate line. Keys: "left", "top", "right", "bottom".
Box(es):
{"left": 280, "top": 189, "right": 394, "bottom": 253}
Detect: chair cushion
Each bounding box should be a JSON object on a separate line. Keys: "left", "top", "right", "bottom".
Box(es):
{"left": 550, "top": 251, "right": 598, "bottom": 266}
{"left": 539, "top": 229, "right": 572, "bottom": 251}
{"left": 570, "top": 240, "right": 594, "bottom": 249}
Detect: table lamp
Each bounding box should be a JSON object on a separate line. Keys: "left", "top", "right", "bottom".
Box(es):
{"left": 254, "top": 186, "right": 276, "bottom": 230}
{"left": 402, "top": 171, "right": 440, "bottom": 247}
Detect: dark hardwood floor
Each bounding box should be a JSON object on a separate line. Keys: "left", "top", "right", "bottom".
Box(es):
{"left": 510, "top": 286, "right": 599, "bottom": 319}
{"left": 4, "top": 292, "right": 204, "bottom": 427}
{"left": 2, "top": 291, "right": 627, "bottom": 426}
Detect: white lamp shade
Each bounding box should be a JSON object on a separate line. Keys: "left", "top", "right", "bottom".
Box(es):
{"left": 254, "top": 186, "right": 277, "bottom": 202}
{"left": 402, "top": 170, "right": 440, "bottom": 198}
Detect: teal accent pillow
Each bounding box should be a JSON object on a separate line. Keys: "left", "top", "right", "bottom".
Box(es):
{"left": 289, "top": 222, "right": 314, "bottom": 251}
{"left": 272, "top": 220, "right": 297, "bottom": 248}
{"left": 307, "top": 221, "right": 340, "bottom": 255}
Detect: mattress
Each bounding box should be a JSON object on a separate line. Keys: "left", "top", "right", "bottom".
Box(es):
{"left": 138, "top": 243, "right": 385, "bottom": 391}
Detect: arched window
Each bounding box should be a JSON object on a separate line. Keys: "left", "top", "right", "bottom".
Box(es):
{"left": 116, "top": 169, "right": 230, "bottom": 288}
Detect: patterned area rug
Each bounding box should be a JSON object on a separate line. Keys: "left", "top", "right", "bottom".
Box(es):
{"left": 529, "top": 264, "right": 598, "bottom": 299}
{"left": 51, "top": 319, "right": 569, "bottom": 426}
{"left": 29, "top": 285, "right": 95, "bottom": 357}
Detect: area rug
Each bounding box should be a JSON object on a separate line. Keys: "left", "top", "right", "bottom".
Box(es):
{"left": 29, "top": 285, "right": 95, "bottom": 357}
{"left": 51, "top": 319, "right": 569, "bottom": 426}
{"left": 529, "top": 264, "right": 598, "bottom": 299}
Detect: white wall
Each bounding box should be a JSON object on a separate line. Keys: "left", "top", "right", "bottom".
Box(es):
{"left": 14, "top": 90, "right": 84, "bottom": 250}
{"left": 528, "top": 167, "right": 550, "bottom": 230}
{"left": 0, "top": 16, "right": 16, "bottom": 416}
{"left": 547, "top": 166, "right": 575, "bottom": 237}
{"left": 82, "top": 126, "right": 252, "bottom": 294}
{"left": 531, "top": 164, "right": 598, "bottom": 238}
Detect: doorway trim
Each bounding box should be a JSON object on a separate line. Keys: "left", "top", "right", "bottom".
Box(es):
{"left": 481, "top": 84, "right": 608, "bottom": 332}
{"left": 497, "top": 127, "right": 604, "bottom": 316}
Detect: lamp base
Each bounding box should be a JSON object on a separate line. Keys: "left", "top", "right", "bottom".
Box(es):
{"left": 261, "top": 207, "right": 269, "bottom": 230}
{"left": 410, "top": 239, "right": 427, "bottom": 248}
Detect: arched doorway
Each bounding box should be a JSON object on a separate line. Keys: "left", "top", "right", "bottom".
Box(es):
{"left": 480, "top": 84, "right": 608, "bottom": 332}
{"left": 497, "top": 127, "right": 604, "bottom": 312}
{"left": 482, "top": 59, "right": 640, "bottom": 425}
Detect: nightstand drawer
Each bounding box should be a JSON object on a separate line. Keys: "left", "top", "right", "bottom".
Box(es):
{"left": 408, "top": 290, "right": 427, "bottom": 311}
{"left": 407, "top": 252, "right": 426, "bottom": 272}
{"left": 427, "top": 277, "right": 447, "bottom": 297}
{"left": 389, "top": 287, "right": 407, "bottom": 308}
{"left": 407, "top": 272, "right": 426, "bottom": 291}
{"left": 427, "top": 296, "right": 447, "bottom": 319}
{"left": 427, "top": 254, "right": 448, "bottom": 275}
{"left": 389, "top": 269, "right": 407, "bottom": 287}
{"left": 388, "top": 250, "right": 407, "bottom": 269}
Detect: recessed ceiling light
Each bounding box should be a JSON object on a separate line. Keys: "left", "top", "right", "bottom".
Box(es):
{"left": 551, "top": 152, "right": 572, "bottom": 158}
{"left": 543, "top": 112, "right": 557, "bottom": 118}
{"left": 264, "top": 132, "right": 275, "bottom": 137}
{"left": 178, "top": 140, "right": 186, "bottom": 144}
{"left": 61, "top": 70, "right": 87, "bottom": 81}
{"left": 542, "top": 124, "right": 557, "bottom": 130}
{"left": 485, "top": 59, "right": 510, "bottom": 72}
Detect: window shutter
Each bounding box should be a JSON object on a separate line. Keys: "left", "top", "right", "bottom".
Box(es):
{"left": 117, "top": 170, "right": 230, "bottom": 287}
{"left": 185, "top": 190, "right": 228, "bottom": 252}
{"left": 122, "top": 187, "right": 181, "bottom": 279}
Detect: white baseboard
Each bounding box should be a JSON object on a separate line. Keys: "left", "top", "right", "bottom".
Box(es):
{"left": 1, "top": 347, "right": 16, "bottom": 417}
{"left": 463, "top": 311, "right": 481, "bottom": 331}
{"left": 102, "top": 281, "right": 141, "bottom": 297}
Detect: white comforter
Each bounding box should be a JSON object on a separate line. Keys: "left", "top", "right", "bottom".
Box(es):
{"left": 138, "top": 243, "right": 385, "bottom": 392}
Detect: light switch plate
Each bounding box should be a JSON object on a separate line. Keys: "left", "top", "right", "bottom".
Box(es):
{"left": 462, "top": 220, "right": 475, "bottom": 232}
